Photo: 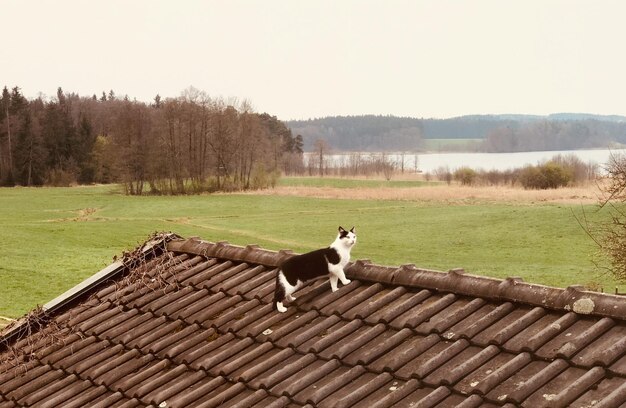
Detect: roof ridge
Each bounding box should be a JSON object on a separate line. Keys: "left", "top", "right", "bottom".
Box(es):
{"left": 167, "top": 237, "right": 626, "bottom": 321}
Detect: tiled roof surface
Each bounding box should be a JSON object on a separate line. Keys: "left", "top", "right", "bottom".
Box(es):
{"left": 2, "top": 235, "right": 626, "bottom": 407}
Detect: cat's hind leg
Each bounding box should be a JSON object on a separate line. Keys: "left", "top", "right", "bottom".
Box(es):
{"left": 329, "top": 274, "right": 339, "bottom": 292}
{"left": 274, "top": 270, "right": 288, "bottom": 313}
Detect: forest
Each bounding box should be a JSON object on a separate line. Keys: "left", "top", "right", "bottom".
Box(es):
{"left": 288, "top": 114, "right": 626, "bottom": 152}
{"left": 0, "top": 86, "right": 303, "bottom": 194}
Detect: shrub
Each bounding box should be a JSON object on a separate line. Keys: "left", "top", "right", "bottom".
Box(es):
{"left": 518, "top": 162, "right": 571, "bottom": 189}
{"left": 454, "top": 167, "right": 478, "bottom": 186}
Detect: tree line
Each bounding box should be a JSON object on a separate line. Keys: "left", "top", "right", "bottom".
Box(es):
{"left": 482, "top": 120, "right": 626, "bottom": 152}
{"left": 287, "top": 114, "right": 626, "bottom": 153}
{"left": 0, "top": 86, "right": 303, "bottom": 194}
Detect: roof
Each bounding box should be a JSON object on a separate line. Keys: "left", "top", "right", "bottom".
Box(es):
{"left": 1, "top": 234, "right": 626, "bottom": 408}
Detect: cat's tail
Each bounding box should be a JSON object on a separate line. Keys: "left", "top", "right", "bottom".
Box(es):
{"left": 274, "top": 270, "right": 287, "bottom": 312}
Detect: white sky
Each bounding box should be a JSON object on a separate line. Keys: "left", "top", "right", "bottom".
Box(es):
{"left": 4, "top": 0, "right": 626, "bottom": 120}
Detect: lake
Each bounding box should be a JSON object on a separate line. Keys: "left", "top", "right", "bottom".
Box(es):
{"left": 307, "top": 148, "right": 626, "bottom": 173}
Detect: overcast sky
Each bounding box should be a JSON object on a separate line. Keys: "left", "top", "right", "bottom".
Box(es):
{"left": 4, "top": 0, "right": 626, "bottom": 120}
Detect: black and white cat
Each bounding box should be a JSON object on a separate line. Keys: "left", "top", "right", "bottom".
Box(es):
{"left": 274, "top": 226, "right": 357, "bottom": 313}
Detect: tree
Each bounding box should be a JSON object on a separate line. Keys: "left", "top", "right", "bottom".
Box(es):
{"left": 313, "top": 138, "right": 330, "bottom": 176}
{"left": 13, "top": 104, "right": 47, "bottom": 186}
{"left": 0, "top": 87, "right": 14, "bottom": 184}
{"left": 592, "top": 153, "right": 626, "bottom": 282}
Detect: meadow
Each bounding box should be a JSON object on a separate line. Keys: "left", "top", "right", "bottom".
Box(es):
{"left": 0, "top": 181, "right": 623, "bottom": 321}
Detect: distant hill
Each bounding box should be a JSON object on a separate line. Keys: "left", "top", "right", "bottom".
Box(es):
{"left": 287, "top": 114, "right": 626, "bottom": 152}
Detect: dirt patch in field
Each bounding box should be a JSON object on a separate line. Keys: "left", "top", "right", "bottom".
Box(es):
{"left": 256, "top": 184, "right": 603, "bottom": 204}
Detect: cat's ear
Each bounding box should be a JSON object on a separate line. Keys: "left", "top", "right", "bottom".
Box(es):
{"left": 350, "top": 226, "right": 356, "bottom": 233}
{"left": 338, "top": 226, "right": 346, "bottom": 233}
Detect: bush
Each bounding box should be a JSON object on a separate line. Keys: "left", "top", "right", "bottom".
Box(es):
{"left": 454, "top": 167, "right": 478, "bottom": 186}
{"left": 45, "top": 166, "right": 78, "bottom": 187}
{"left": 518, "top": 162, "right": 571, "bottom": 189}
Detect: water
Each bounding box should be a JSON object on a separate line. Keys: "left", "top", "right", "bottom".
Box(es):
{"left": 308, "top": 149, "right": 626, "bottom": 173}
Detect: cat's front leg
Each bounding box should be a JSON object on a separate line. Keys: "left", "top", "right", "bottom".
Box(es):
{"left": 336, "top": 268, "right": 351, "bottom": 285}
{"left": 329, "top": 274, "right": 339, "bottom": 292}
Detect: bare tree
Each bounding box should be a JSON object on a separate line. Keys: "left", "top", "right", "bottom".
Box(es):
{"left": 588, "top": 152, "right": 626, "bottom": 282}
{"left": 313, "top": 138, "right": 330, "bottom": 176}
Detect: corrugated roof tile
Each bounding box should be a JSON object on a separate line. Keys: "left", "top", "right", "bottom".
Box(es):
{"left": 321, "top": 372, "right": 393, "bottom": 408}
{"left": 390, "top": 293, "right": 457, "bottom": 330}
{"left": 556, "top": 317, "right": 615, "bottom": 359}
{"left": 506, "top": 311, "right": 578, "bottom": 353}
{"left": 92, "top": 353, "right": 155, "bottom": 386}
{"left": 366, "top": 378, "right": 421, "bottom": 408}
{"left": 228, "top": 389, "right": 271, "bottom": 408}
{"left": 301, "top": 280, "right": 362, "bottom": 312}
{"left": 345, "top": 327, "right": 413, "bottom": 366}
{"left": 3, "top": 366, "right": 63, "bottom": 401}
{"left": 278, "top": 315, "right": 342, "bottom": 349}
{"left": 368, "top": 333, "right": 440, "bottom": 373}
{"left": 572, "top": 325, "right": 626, "bottom": 367}
{"left": 402, "top": 384, "right": 451, "bottom": 408}
{"left": 167, "top": 257, "right": 218, "bottom": 285}
{"left": 535, "top": 317, "right": 600, "bottom": 359}
{"left": 273, "top": 358, "right": 341, "bottom": 399}
{"left": 588, "top": 379, "right": 626, "bottom": 408}
{"left": 365, "top": 289, "right": 432, "bottom": 325}
{"left": 192, "top": 336, "right": 254, "bottom": 371}
{"left": 541, "top": 366, "right": 605, "bottom": 408}
{"left": 262, "top": 310, "right": 319, "bottom": 343}
{"left": 184, "top": 260, "right": 234, "bottom": 287}
{"left": 233, "top": 347, "right": 296, "bottom": 383}
{"left": 471, "top": 305, "right": 534, "bottom": 346}
{"left": 88, "top": 391, "right": 127, "bottom": 408}
{"left": 238, "top": 268, "right": 276, "bottom": 299}
{"left": 472, "top": 352, "right": 532, "bottom": 395}
{"left": 252, "top": 353, "right": 317, "bottom": 389}
{"left": 445, "top": 302, "right": 514, "bottom": 341}
{"left": 59, "top": 386, "right": 110, "bottom": 408}
{"left": 500, "top": 358, "right": 569, "bottom": 404}
{"left": 163, "top": 375, "right": 226, "bottom": 407}
{"left": 217, "top": 342, "right": 274, "bottom": 377}
{"left": 134, "top": 364, "right": 191, "bottom": 402}
{"left": 110, "top": 358, "right": 170, "bottom": 394}
{"left": 296, "top": 364, "right": 366, "bottom": 405}
{"left": 416, "top": 296, "right": 486, "bottom": 334}
{"left": 344, "top": 286, "right": 408, "bottom": 320}
{"left": 221, "top": 265, "right": 267, "bottom": 296}
{"left": 318, "top": 283, "right": 385, "bottom": 315}
{"left": 201, "top": 262, "right": 252, "bottom": 291}
{"left": 395, "top": 338, "right": 467, "bottom": 380}
{"left": 141, "top": 322, "right": 201, "bottom": 355}
{"left": 304, "top": 319, "right": 363, "bottom": 354}
{"left": 425, "top": 344, "right": 500, "bottom": 386}
{"left": 18, "top": 373, "right": 82, "bottom": 406}
{"left": 320, "top": 323, "right": 386, "bottom": 360}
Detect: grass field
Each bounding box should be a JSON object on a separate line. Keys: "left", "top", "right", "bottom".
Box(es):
{"left": 0, "top": 183, "right": 623, "bottom": 319}
{"left": 422, "top": 138, "right": 482, "bottom": 152}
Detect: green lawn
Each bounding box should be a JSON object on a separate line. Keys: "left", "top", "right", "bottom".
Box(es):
{"left": 0, "top": 184, "right": 621, "bottom": 318}
{"left": 422, "top": 138, "right": 482, "bottom": 151}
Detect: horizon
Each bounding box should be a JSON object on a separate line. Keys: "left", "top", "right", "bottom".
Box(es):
{"left": 4, "top": 84, "right": 625, "bottom": 123}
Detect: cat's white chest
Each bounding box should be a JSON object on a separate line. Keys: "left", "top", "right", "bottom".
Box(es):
{"left": 332, "top": 246, "right": 351, "bottom": 268}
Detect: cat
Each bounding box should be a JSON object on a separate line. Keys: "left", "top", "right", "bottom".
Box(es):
{"left": 274, "top": 226, "right": 357, "bottom": 313}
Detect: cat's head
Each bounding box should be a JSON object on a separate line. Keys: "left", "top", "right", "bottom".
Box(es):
{"left": 337, "top": 226, "right": 357, "bottom": 247}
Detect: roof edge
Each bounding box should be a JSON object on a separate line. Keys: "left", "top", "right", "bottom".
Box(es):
{"left": 167, "top": 237, "right": 626, "bottom": 321}
{"left": 0, "top": 232, "right": 181, "bottom": 346}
